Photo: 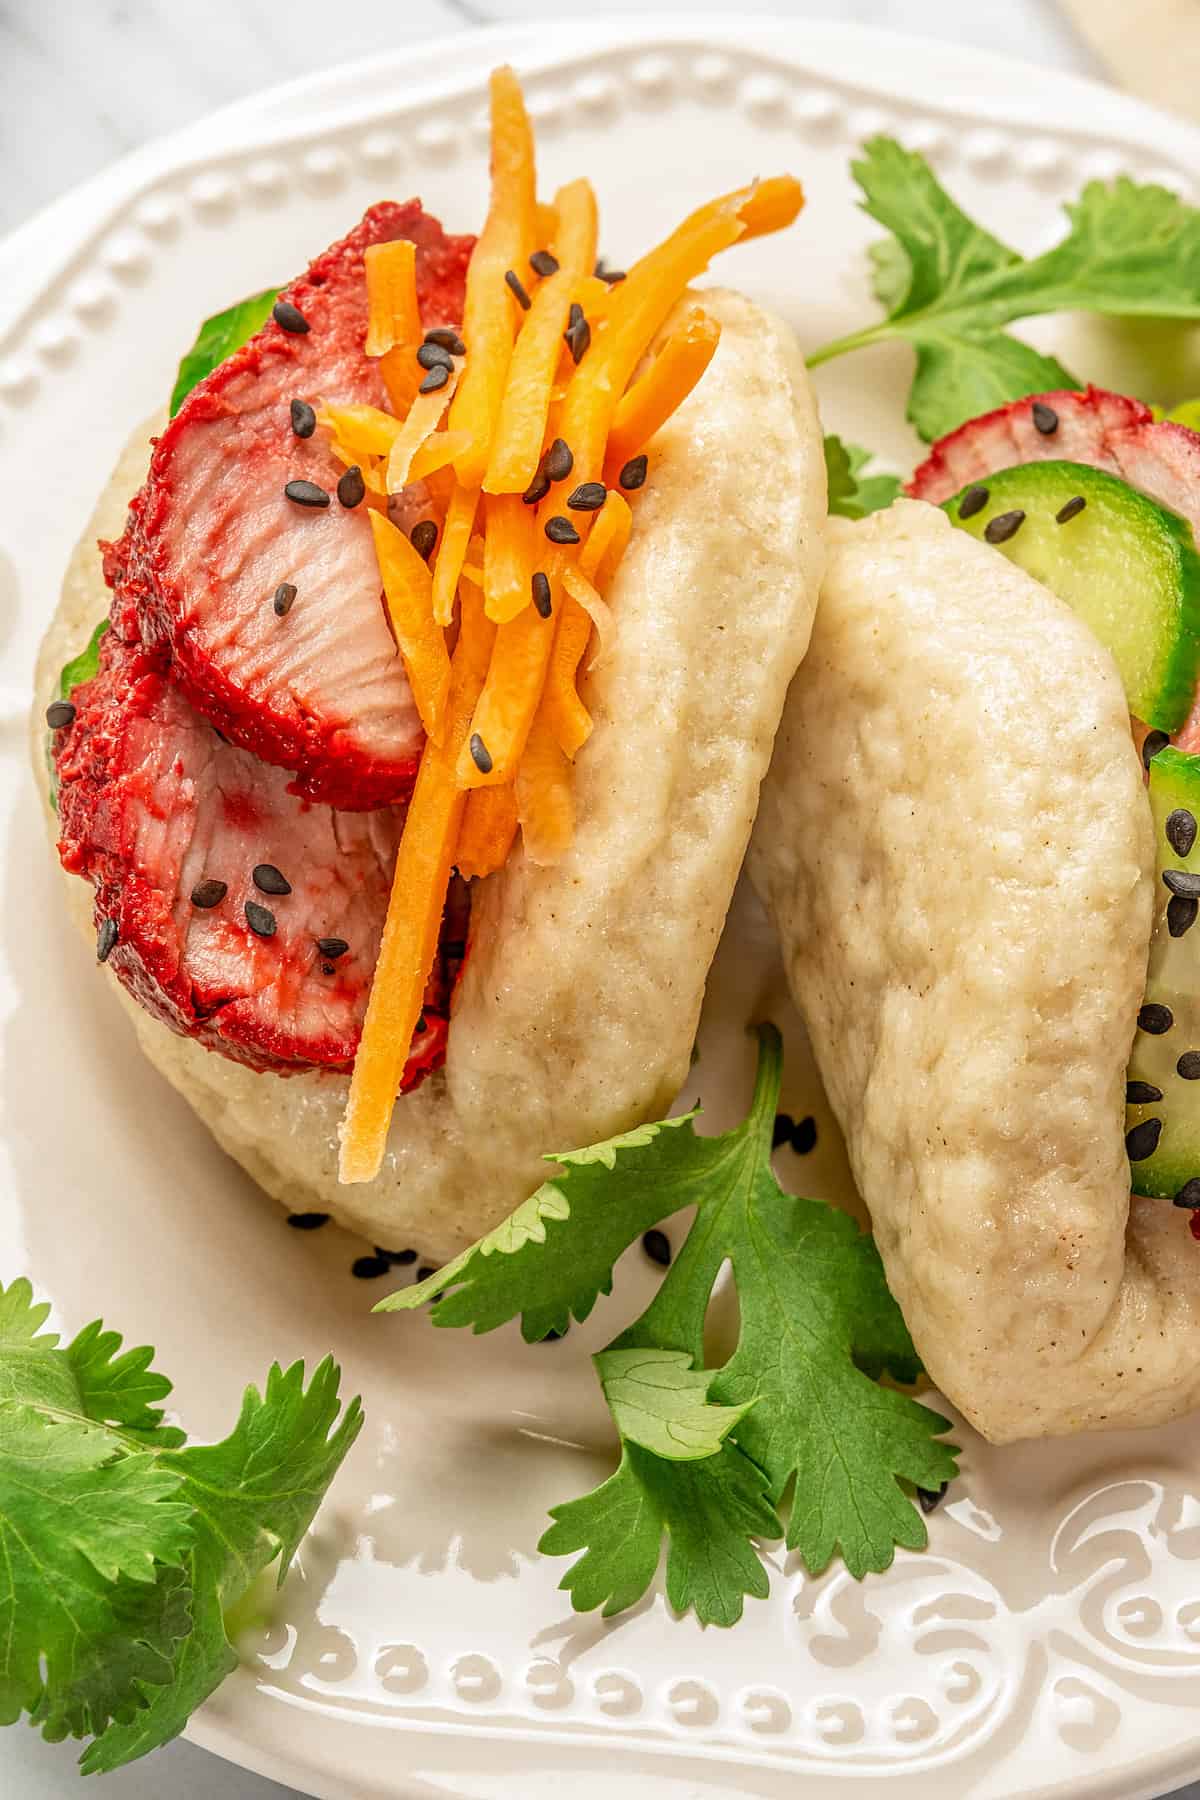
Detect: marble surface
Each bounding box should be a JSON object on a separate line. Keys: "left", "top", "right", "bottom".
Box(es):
{"left": 1, "top": 0, "right": 1194, "bottom": 1797}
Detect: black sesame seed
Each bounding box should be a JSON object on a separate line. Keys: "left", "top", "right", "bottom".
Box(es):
{"left": 1163, "top": 868, "right": 1200, "bottom": 898}
{"left": 352, "top": 1254, "right": 391, "bottom": 1279}
{"left": 958, "top": 485, "right": 989, "bottom": 519}
{"left": 545, "top": 515, "right": 581, "bottom": 545}
{"left": 984, "top": 509, "right": 1026, "bottom": 544}
{"left": 410, "top": 519, "right": 438, "bottom": 562}
{"left": 1031, "top": 401, "right": 1059, "bottom": 435}
{"left": 1179, "top": 1052, "right": 1200, "bottom": 1081}
{"left": 424, "top": 327, "right": 466, "bottom": 355}
{"left": 419, "top": 363, "right": 451, "bottom": 394}
{"left": 564, "top": 315, "right": 591, "bottom": 364}
{"left": 290, "top": 398, "right": 316, "bottom": 438}
{"left": 245, "top": 900, "right": 277, "bottom": 938}
{"left": 1167, "top": 808, "right": 1198, "bottom": 858}
{"left": 619, "top": 454, "right": 648, "bottom": 491}
{"left": 96, "top": 917, "right": 119, "bottom": 963}
{"left": 917, "top": 1482, "right": 948, "bottom": 1515}
{"left": 390, "top": 1247, "right": 419, "bottom": 1265}
{"left": 1056, "top": 495, "right": 1087, "bottom": 524}
{"left": 337, "top": 465, "right": 366, "bottom": 509}
{"left": 544, "top": 437, "right": 574, "bottom": 483}
{"left": 643, "top": 1228, "right": 672, "bottom": 1267}
{"left": 45, "top": 699, "right": 76, "bottom": 729}
{"left": 568, "top": 302, "right": 584, "bottom": 329}
{"left": 1143, "top": 730, "right": 1171, "bottom": 769}
{"left": 416, "top": 342, "right": 455, "bottom": 371}
{"left": 469, "top": 732, "right": 493, "bottom": 774}
{"left": 772, "top": 1112, "right": 795, "bottom": 1149}
{"left": 505, "top": 269, "right": 532, "bottom": 310}
{"left": 1127, "top": 1080, "right": 1164, "bottom": 1104}
{"left": 1126, "top": 1117, "right": 1164, "bottom": 1161}
{"left": 317, "top": 936, "right": 349, "bottom": 959}
{"left": 287, "top": 1211, "right": 331, "bottom": 1230}
{"left": 253, "top": 863, "right": 292, "bottom": 896}
{"left": 529, "top": 249, "right": 560, "bottom": 277}
{"left": 273, "top": 581, "right": 297, "bottom": 617}
{"left": 793, "top": 1116, "right": 818, "bottom": 1155}
{"left": 190, "top": 878, "right": 228, "bottom": 909}
{"left": 1174, "top": 1178, "right": 1200, "bottom": 1209}
{"left": 531, "top": 571, "right": 552, "bottom": 617}
{"left": 567, "top": 480, "right": 607, "bottom": 512}
{"left": 523, "top": 467, "right": 551, "bottom": 506}
{"left": 1169, "top": 894, "right": 1199, "bottom": 938}
{"left": 284, "top": 478, "right": 330, "bottom": 508}
{"left": 273, "top": 299, "right": 310, "bottom": 335}
{"left": 1139, "top": 1002, "right": 1175, "bottom": 1035}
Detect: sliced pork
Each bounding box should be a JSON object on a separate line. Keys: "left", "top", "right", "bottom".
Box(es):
{"left": 109, "top": 202, "right": 473, "bottom": 811}
{"left": 908, "top": 385, "right": 1200, "bottom": 545}
{"left": 53, "top": 630, "right": 460, "bottom": 1078}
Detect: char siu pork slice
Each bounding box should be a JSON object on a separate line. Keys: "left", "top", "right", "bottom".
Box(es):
{"left": 109, "top": 202, "right": 474, "bottom": 811}
{"left": 53, "top": 629, "right": 460, "bottom": 1078}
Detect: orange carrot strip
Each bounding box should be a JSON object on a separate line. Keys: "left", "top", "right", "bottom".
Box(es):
{"left": 581, "top": 489, "right": 633, "bottom": 584}
{"left": 516, "top": 713, "right": 575, "bottom": 865}
{"left": 368, "top": 511, "right": 452, "bottom": 743}
{"left": 484, "top": 178, "right": 598, "bottom": 495}
{"left": 365, "top": 240, "right": 422, "bottom": 357}
{"left": 386, "top": 369, "right": 461, "bottom": 491}
{"left": 327, "top": 440, "right": 387, "bottom": 495}
{"left": 541, "top": 493, "right": 632, "bottom": 756}
{"left": 483, "top": 491, "right": 537, "bottom": 624}
{"left": 318, "top": 401, "right": 403, "bottom": 454}
{"left": 456, "top": 782, "right": 519, "bottom": 880}
{"left": 338, "top": 584, "right": 495, "bottom": 1185}
{"left": 448, "top": 67, "right": 537, "bottom": 489}
{"left": 408, "top": 430, "right": 473, "bottom": 484}
{"left": 604, "top": 308, "right": 721, "bottom": 476}
{"left": 431, "top": 482, "right": 481, "bottom": 627}
{"left": 535, "top": 199, "right": 559, "bottom": 250}
{"left": 456, "top": 559, "right": 560, "bottom": 788}
{"left": 379, "top": 345, "right": 424, "bottom": 417}
{"left": 562, "top": 564, "right": 614, "bottom": 671}
{"left": 572, "top": 274, "right": 612, "bottom": 317}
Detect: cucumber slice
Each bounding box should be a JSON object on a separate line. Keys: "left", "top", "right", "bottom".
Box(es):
{"left": 1126, "top": 746, "right": 1200, "bottom": 1204}
{"left": 945, "top": 460, "right": 1200, "bottom": 731}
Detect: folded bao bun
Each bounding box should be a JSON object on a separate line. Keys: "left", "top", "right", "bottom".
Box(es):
{"left": 749, "top": 499, "right": 1200, "bottom": 1444}
{"left": 36, "top": 287, "right": 826, "bottom": 1262}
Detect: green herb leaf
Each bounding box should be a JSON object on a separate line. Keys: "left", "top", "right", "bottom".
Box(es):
{"left": 169, "top": 288, "right": 278, "bottom": 417}
{"left": 810, "top": 138, "right": 1200, "bottom": 440}
{"left": 58, "top": 619, "right": 107, "bottom": 703}
{"left": 0, "top": 1277, "right": 362, "bottom": 1771}
{"left": 824, "top": 435, "right": 903, "bottom": 519}
{"left": 386, "top": 1029, "right": 958, "bottom": 1623}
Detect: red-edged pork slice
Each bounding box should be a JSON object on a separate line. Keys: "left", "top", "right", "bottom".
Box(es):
{"left": 53, "top": 630, "right": 460, "bottom": 1078}
{"left": 109, "top": 202, "right": 473, "bottom": 811}
{"left": 908, "top": 386, "right": 1200, "bottom": 546}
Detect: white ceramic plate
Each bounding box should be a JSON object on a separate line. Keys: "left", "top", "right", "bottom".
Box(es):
{"left": 6, "top": 16, "right": 1200, "bottom": 1800}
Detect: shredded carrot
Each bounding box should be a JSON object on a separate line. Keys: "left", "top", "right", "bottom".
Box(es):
{"left": 365, "top": 240, "right": 422, "bottom": 356}
{"left": 318, "top": 401, "right": 403, "bottom": 454}
{"left": 327, "top": 438, "right": 387, "bottom": 494}
{"left": 535, "top": 199, "right": 559, "bottom": 249}
{"left": 604, "top": 307, "right": 721, "bottom": 476}
{"left": 386, "top": 370, "right": 461, "bottom": 491}
{"left": 456, "top": 567, "right": 559, "bottom": 787}
{"left": 422, "top": 464, "right": 458, "bottom": 515}
{"left": 516, "top": 713, "right": 575, "bottom": 865}
{"left": 368, "top": 511, "right": 452, "bottom": 743}
{"left": 339, "top": 584, "right": 495, "bottom": 1185}
{"left": 456, "top": 782, "right": 519, "bottom": 879}
{"left": 484, "top": 178, "right": 598, "bottom": 494}
{"left": 409, "top": 430, "right": 473, "bottom": 484}
{"left": 379, "top": 345, "right": 424, "bottom": 417}
{"left": 581, "top": 489, "right": 633, "bottom": 584}
{"left": 431, "top": 482, "right": 480, "bottom": 626}
{"left": 448, "top": 67, "right": 537, "bottom": 489}
{"left": 572, "top": 274, "right": 612, "bottom": 317}
{"left": 562, "top": 565, "right": 614, "bottom": 671}
{"left": 541, "top": 492, "right": 632, "bottom": 755}
{"left": 482, "top": 491, "right": 537, "bottom": 623}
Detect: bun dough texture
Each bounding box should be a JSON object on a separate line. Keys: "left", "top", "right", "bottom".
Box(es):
{"left": 748, "top": 500, "right": 1200, "bottom": 1444}
{"left": 35, "top": 287, "right": 827, "bottom": 1263}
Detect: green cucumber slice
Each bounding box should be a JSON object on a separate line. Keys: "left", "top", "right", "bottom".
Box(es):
{"left": 945, "top": 460, "right": 1200, "bottom": 732}
{"left": 1126, "top": 745, "right": 1200, "bottom": 1204}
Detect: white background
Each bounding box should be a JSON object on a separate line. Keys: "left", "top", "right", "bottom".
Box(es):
{"left": 0, "top": 1, "right": 1194, "bottom": 1796}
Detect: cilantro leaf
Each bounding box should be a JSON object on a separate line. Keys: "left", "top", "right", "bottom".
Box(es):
{"left": 169, "top": 287, "right": 278, "bottom": 416}
{"left": 824, "top": 435, "right": 903, "bottom": 519}
{"left": 386, "top": 1029, "right": 958, "bottom": 1624}
{"left": 0, "top": 1277, "right": 362, "bottom": 1771}
{"left": 810, "top": 138, "right": 1200, "bottom": 440}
